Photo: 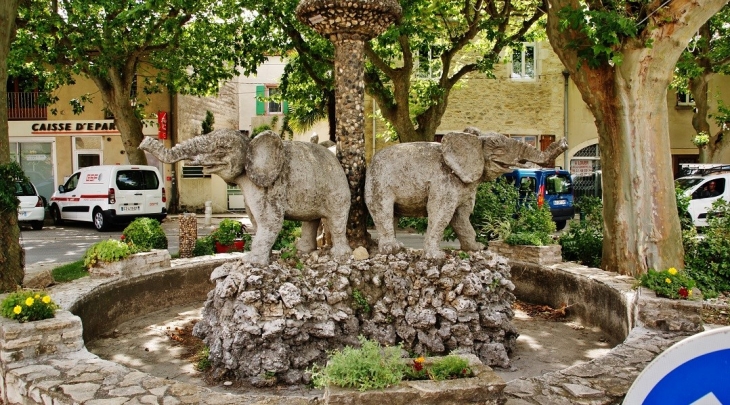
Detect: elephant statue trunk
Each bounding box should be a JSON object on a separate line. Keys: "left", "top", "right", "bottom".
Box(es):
{"left": 139, "top": 129, "right": 353, "bottom": 265}
{"left": 366, "top": 127, "right": 569, "bottom": 259}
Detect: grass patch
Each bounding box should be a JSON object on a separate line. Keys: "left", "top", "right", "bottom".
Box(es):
{"left": 51, "top": 260, "right": 89, "bottom": 282}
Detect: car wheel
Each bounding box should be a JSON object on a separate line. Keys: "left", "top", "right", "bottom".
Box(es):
{"left": 51, "top": 205, "right": 64, "bottom": 226}
{"left": 555, "top": 220, "right": 567, "bottom": 231}
{"left": 93, "top": 208, "right": 109, "bottom": 231}
{"left": 31, "top": 221, "right": 44, "bottom": 230}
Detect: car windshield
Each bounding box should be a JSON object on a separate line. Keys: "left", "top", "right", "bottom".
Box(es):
{"left": 14, "top": 181, "right": 36, "bottom": 197}
{"left": 675, "top": 178, "right": 704, "bottom": 191}
{"left": 546, "top": 174, "right": 572, "bottom": 195}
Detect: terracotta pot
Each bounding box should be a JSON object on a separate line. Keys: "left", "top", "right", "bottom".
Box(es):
{"left": 215, "top": 240, "right": 245, "bottom": 253}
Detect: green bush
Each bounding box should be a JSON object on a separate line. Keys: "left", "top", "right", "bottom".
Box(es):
{"left": 122, "top": 218, "right": 168, "bottom": 251}
{"left": 210, "top": 219, "right": 246, "bottom": 246}
{"left": 83, "top": 239, "right": 134, "bottom": 269}
{"left": 639, "top": 267, "right": 696, "bottom": 299}
{"left": 684, "top": 199, "right": 730, "bottom": 297}
{"left": 1, "top": 290, "right": 58, "bottom": 322}
{"left": 273, "top": 220, "right": 301, "bottom": 251}
{"left": 193, "top": 236, "right": 215, "bottom": 257}
{"left": 505, "top": 232, "right": 548, "bottom": 246}
{"left": 427, "top": 355, "right": 473, "bottom": 381}
{"left": 505, "top": 196, "right": 556, "bottom": 245}
{"left": 559, "top": 196, "right": 603, "bottom": 267}
{"left": 310, "top": 336, "right": 405, "bottom": 391}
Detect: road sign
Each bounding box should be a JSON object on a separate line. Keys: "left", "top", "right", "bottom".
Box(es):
{"left": 624, "top": 326, "right": 730, "bottom": 404}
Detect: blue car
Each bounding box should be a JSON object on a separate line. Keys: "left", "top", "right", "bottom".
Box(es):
{"left": 501, "top": 168, "right": 575, "bottom": 230}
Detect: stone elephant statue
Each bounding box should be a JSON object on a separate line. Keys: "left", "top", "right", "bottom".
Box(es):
{"left": 139, "top": 129, "right": 352, "bottom": 265}
{"left": 364, "top": 128, "right": 568, "bottom": 259}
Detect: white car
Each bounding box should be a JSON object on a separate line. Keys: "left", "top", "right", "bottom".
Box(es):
{"left": 15, "top": 180, "right": 45, "bottom": 230}
{"left": 676, "top": 171, "right": 730, "bottom": 227}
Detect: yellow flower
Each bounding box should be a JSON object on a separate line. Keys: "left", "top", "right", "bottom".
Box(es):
{"left": 665, "top": 278, "right": 672, "bottom": 284}
{"left": 415, "top": 357, "right": 425, "bottom": 364}
{"left": 13, "top": 305, "right": 22, "bottom": 314}
{"left": 688, "top": 289, "right": 693, "bottom": 296}
{"left": 34, "top": 294, "right": 40, "bottom": 299}
{"left": 667, "top": 268, "right": 678, "bottom": 275}
{"left": 42, "top": 296, "right": 51, "bottom": 304}
{"left": 25, "top": 297, "right": 34, "bottom": 306}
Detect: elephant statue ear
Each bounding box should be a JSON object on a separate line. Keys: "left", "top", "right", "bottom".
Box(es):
{"left": 442, "top": 132, "right": 485, "bottom": 184}
{"left": 245, "top": 131, "right": 285, "bottom": 188}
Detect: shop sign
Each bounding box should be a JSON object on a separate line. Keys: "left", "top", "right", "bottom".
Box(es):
{"left": 571, "top": 159, "right": 593, "bottom": 176}
{"left": 24, "top": 154, "right": 47, "bottom": 161}
{"left": 158, "top": 111, "right": 168, "bottom": 140}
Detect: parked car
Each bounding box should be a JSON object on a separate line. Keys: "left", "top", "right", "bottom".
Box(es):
{"left": 501, "top": 168, "right": 575, "bottom": 230}
{"left": 50, "top": 165, "right": 167, "bottom": 231}
{"left": 15, "top": 179, "right": 46, "bottom": 230}
{"left": 676, "top": 171, "right": 730, "bottom": 227}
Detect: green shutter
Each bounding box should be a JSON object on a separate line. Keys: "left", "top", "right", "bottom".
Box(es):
{"left": 283, "top": 101, "right": 289, "bottom": 114}
{"left": 256, "top": 85, "right": 266, "bottom": 115}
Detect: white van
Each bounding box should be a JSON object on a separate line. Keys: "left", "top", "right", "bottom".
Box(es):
{"left": 676, "top": 170, "right": 730, "bottom": 227}
{"left": 50, "top": 165, "right": 167, "bottom": 231}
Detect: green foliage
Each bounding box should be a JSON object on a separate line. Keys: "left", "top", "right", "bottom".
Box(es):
{"left": 122, "top": 218, "right": 168, "bottom": 251}
{"left": 83, "top": 239, "right": 134, "bottom": 269}
{"left": 427, "top": 355, "right": 473, "bottom": 381}
{"left": 51, "top": 260, "right": 88, "bottom": 283}
{"left": 0, "top": 162, "right": 29, "bottom": 214}
{"left": 507, "top": 197, "right": 556, "bottom": 245}
{"left": 310, "top": 336, "right": 405, "bottom": 391}
{"left": 1, "top": 290, "right": 58, "bottom": 322}
{"left": 201, "top": 111, "right": 215, "bottom": 135}
{"left": 273, "top": 220, "right": 302, "bottom": 251}
{"left": 684, "top": 199, "right": 730, "bottom": 297}
{"left": 192, "top": 236, "right": 215, "bottom": 257}
{"left": 210, "top": 219, "right": 246, "bottom": 246}
{"left": 196, "top": 346, "right": 212, "bottom": 371}
{"left": 457, "top": 251, "right": 470, "bottom": 260}
{"left": 505, "top": 232, "right": 548, "bottom": 246}
{"left": 352, "top": 290, "right": 371, "bottom": 314}
{"left": 559, "top": 197, "right": 604, "bottom": 267}
{"left": 640, "top": 268, "right": 696, "bottom": 299}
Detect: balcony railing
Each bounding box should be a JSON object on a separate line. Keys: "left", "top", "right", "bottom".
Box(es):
{"left": 7, "top": 92, "right": 47, "bottom": 120}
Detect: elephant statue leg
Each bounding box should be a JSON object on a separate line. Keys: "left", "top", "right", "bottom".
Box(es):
{"left": 423, "top": 199, "right": 458, "bottom": 260}
{"left": 324, "top": 212, "right": 352, "bottom": 262}
{"left": 371, "top": 196, "right": 403, "bottom": 255}
{"left": 240, "top": 180, "right": 285, "bottom": 265}
{"left": 450, "top": 203, "right": 485, "bottom": 252}
{"left": 297, "top": 220, "right": 319, "bottom": 254}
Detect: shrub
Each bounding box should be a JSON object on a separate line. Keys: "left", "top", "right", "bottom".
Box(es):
{"left": 684, "top": 199, "right": 730, "bottom": 297}
{"left": 273, "top": 220, "right": 301, "bottom": 251}
{"left": 1, "top": 290, "right": 58, "bottom": 322}
{"left": 505, "top": 196, "right": 556, "bottom": 245}
{"left": 83, "top": 239, "right": 134, "bottom": 269}
{"left": 639, "top": 267, "right": 696, "bottom": 299}
{"left": 427, "top": 355, "right": 473, "bottom": 381}
{"left": 122, "top": 218, "right": 168, "bottom": 251}
{"left": 310, "top": 336, "right": 405, "bottom": 391}
{"left": 192, "top": 236, "right": 215, "bottom": 257}
{"left": 210, "top": 219, "right": 246, "bottom": 246}
{"left": 505, "top": 232, "right": 548, "bottom": 246}
{"left": 559, "top": 196, "right": 603, "bottom": 267}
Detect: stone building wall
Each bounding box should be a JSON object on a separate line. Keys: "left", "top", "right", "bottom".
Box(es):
{"left": 175, "top": 80, "right": 240, "bottom": 212}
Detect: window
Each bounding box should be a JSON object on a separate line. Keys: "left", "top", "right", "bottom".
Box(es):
{"left": 63, "top": 173, "right": 81, "bottom": 193}
{"left": 415, "top": 46, "right": 443, "bottom": 80}
{"left": 691, "top": 178, "right": 725, "bottom": 200}
{"left": 510, "top": 135, "right": 538, "bottom": 148}
{"left": 256, "top": 85, "right": 288, "bottom": 115}
{"left": 511, "top": 43, "right": 536, "bottom": 80}
{"left": 677, "top": 91, "right": 695, "bottom": 107}
{"left": 546, "top": 174, "right": 573, "bottom": 195}
{"left": 116, "top": 170, "right": 159, "bottom": 190}
{"left": 182, "top": 166, "right": 211, "bottom": 179}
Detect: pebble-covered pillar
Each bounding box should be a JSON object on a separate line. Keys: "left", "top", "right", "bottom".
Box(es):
{"left": 178, "top": 213, "right": 197, "bottom": 258}
{"left": 296, "top": 0, "right": 401, "bottom": 248}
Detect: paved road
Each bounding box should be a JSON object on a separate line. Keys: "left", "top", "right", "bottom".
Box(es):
{"left": 19, "top": 215, "right": 459, "bottom": 266}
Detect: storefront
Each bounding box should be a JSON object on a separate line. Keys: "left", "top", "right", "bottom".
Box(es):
{"left": 9, "top": 119, "right": 159, "bottom": 203}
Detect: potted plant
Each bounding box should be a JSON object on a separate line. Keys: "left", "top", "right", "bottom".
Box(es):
{"left": 211, "top": 219, "right": 247, "bottom": 253}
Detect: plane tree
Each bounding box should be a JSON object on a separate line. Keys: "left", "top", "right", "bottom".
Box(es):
{"left": 11, "top": 0, "right": 267, "bottom": 164}
{"left": 545, "top": 0, "right": 729, "bottom": 276}
{"left": 672, "top": 4, "right": 730, "bottom": 162}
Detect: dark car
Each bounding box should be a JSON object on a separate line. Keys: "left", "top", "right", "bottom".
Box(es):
{"left": 501, "top": 168, "right": 575, "bottom": 230}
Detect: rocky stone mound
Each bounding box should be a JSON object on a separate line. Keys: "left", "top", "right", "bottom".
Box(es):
{"left": 193, "top": 249, "right": 517, "bottom": 385}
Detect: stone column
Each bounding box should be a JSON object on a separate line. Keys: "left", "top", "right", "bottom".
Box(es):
{"left": 296, "top": 0, "right": 402, "bottom": 249}
{"left": 334, "top": 37, "right": 368, "bottom": 245}
{"left": 178, "top": 213, "right": 197, "bottom": 258}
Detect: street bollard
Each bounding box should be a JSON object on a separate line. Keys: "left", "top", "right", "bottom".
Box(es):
{"left": 179, "top": 213, "right": 197, "bottom": 258}
{"left": 204, "top": 201, "right": 212, "bottom": 226}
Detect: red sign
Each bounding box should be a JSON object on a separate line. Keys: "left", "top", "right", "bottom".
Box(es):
{"left": 158, "top": 111, "right": 168, "bottom": 139}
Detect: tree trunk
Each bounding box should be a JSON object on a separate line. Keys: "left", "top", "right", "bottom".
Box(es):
{"left": 689, "top": 22, "right": 714, "bottom": 163}
{"left": 0, "top": 0, "right": 25, "bottom": 292}
{"left": 545, "top": 0, "right": 725, "bottom": 276}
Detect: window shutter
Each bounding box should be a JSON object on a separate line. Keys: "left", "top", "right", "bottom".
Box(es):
{"left": 256, "top": 85, "right": 266, "bottom": 115}
{"left": 283, "top": 101, "right": 289, "bottom": 114}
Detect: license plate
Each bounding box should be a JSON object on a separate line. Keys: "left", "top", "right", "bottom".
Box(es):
{"left": 120, "top": 205, "right": 140, "bottom": 212}
{"left": 553, "top": 200, "right": 567, "bottom": 206}
{"left": 19, "top": 211, "right": 28, "bottom": 217}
